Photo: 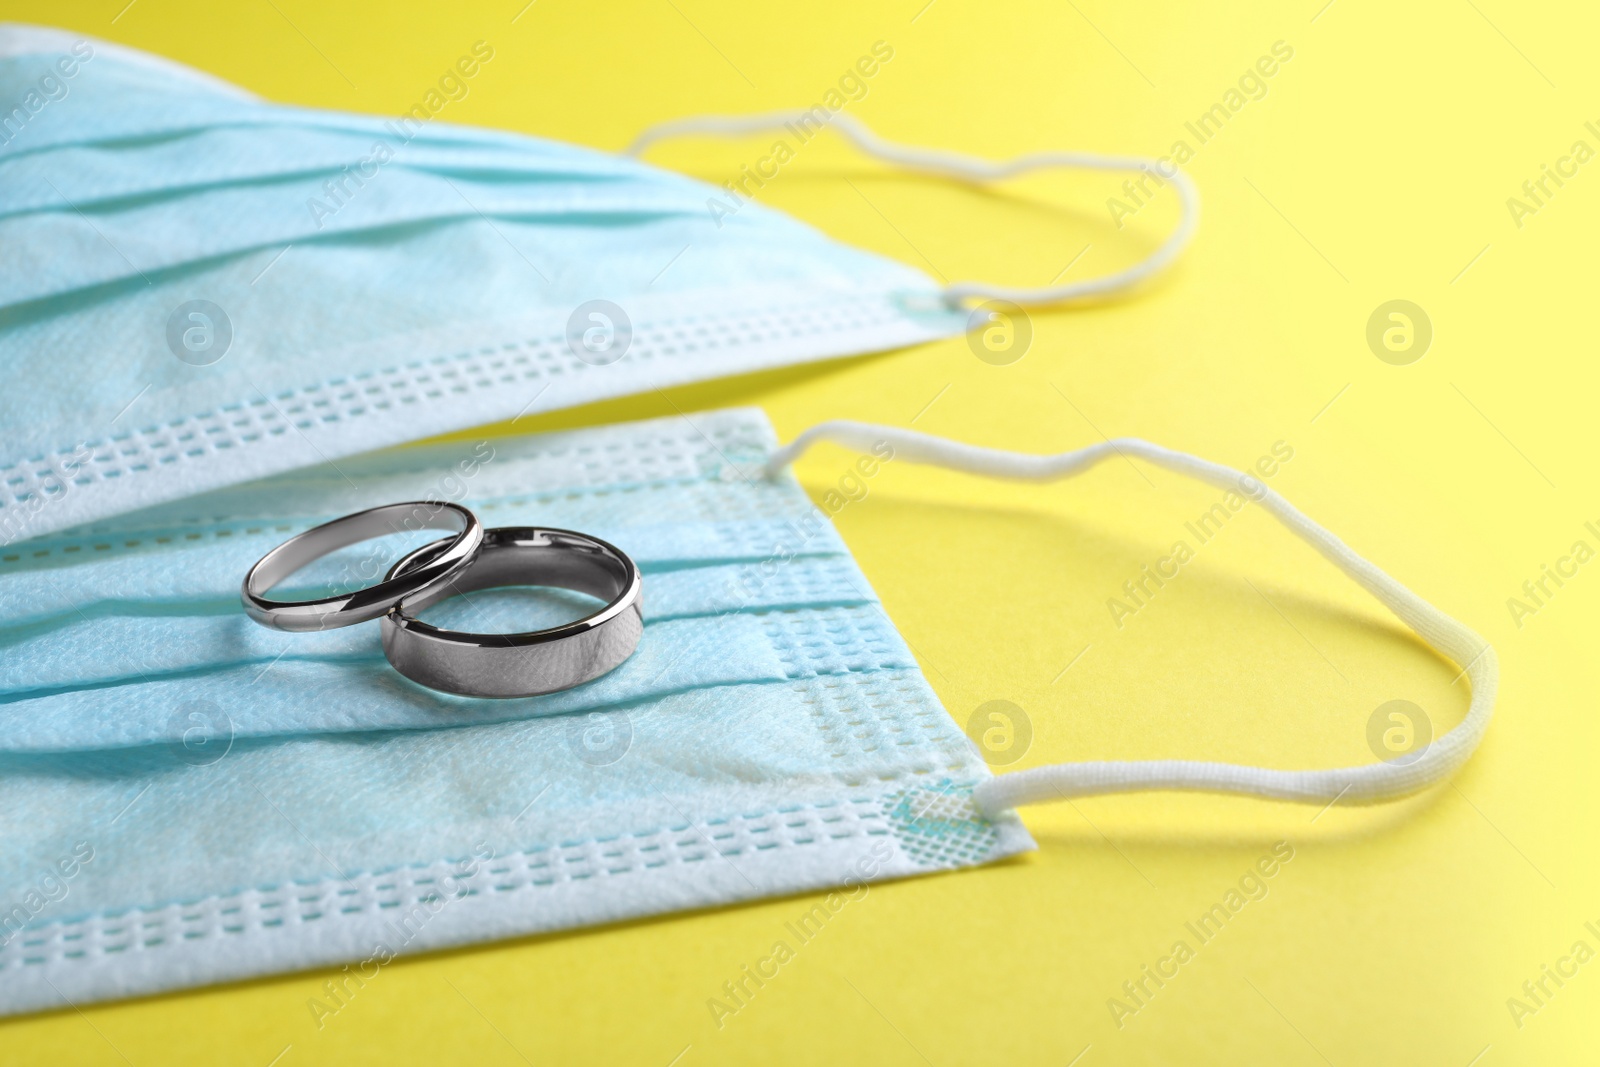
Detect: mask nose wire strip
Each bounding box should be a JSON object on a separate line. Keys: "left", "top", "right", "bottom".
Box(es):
{"left": 624, "top": 111, "right": 1199, "bottom": 309}
{"left": 763, "top": 421, "right": 1498, "bottom": 817}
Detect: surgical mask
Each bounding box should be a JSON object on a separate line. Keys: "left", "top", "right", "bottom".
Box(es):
{"left": 0, "top": 407, "right": 1494, "bottom": 1015}
{"left": 0, "top": 23, "right": 1196, "bottom": 544}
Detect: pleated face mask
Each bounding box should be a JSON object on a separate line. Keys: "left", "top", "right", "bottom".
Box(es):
{"left": 0, "top": 406, "right": 1496, "bottom": 1015}
{"left": 0, "top": 24, "right": 1196, "bottom": 544}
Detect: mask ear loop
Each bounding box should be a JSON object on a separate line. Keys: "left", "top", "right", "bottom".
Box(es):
{"left": 624, "top": 111, "right": 1199, "bottom": 308}
{"left": 764, "top": 421, "right": 1498, "bottom": 817}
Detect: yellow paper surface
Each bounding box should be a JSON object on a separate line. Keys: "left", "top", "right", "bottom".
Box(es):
{"left": 3, "top": 1, "right": 1597, "bottom": 1063}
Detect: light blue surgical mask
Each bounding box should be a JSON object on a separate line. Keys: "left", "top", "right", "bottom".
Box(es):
{"left": 0, "top": 407, "right": 1037, "bottom": 1015}
{"left": 0, "top": 401, "right": 1499, "bottom": 1019}
{"left": 0, "top": 24, "right": 1197, "bottom": 545}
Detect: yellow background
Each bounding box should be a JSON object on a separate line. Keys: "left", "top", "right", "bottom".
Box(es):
{"left": 4, "top": 1, "right": 1598, "bottom": 1063}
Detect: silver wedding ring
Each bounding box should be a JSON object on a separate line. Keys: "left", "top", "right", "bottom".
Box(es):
{"left": 381, "top": 527, "right": 643, "bottom": 698}
{"left": 241, "top": 501, "right": 483, "bottom": 632}
{"left": 242, "top": 504, "right": 642, "bottom": 696}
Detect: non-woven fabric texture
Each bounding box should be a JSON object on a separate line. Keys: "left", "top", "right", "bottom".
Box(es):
{"left": 0, "top": 23, "right": 967, "bottom": 545}
{"left": 0, "top": 407, "right": 1034, "bottom": 1016}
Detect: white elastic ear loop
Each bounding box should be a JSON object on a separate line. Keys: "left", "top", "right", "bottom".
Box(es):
{"left": 625, "top": 111, "right": 1199, "bottom": 308}
{"left": 765, "top": 421, "right": 1497, "bottom": 817}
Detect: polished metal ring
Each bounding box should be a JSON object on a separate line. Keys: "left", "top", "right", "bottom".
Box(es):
{"left": 241, "top": 501, "right": 483, "bottom": 632}
{"left": 380, "top": 527, "right": 643, "bottom": 698}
